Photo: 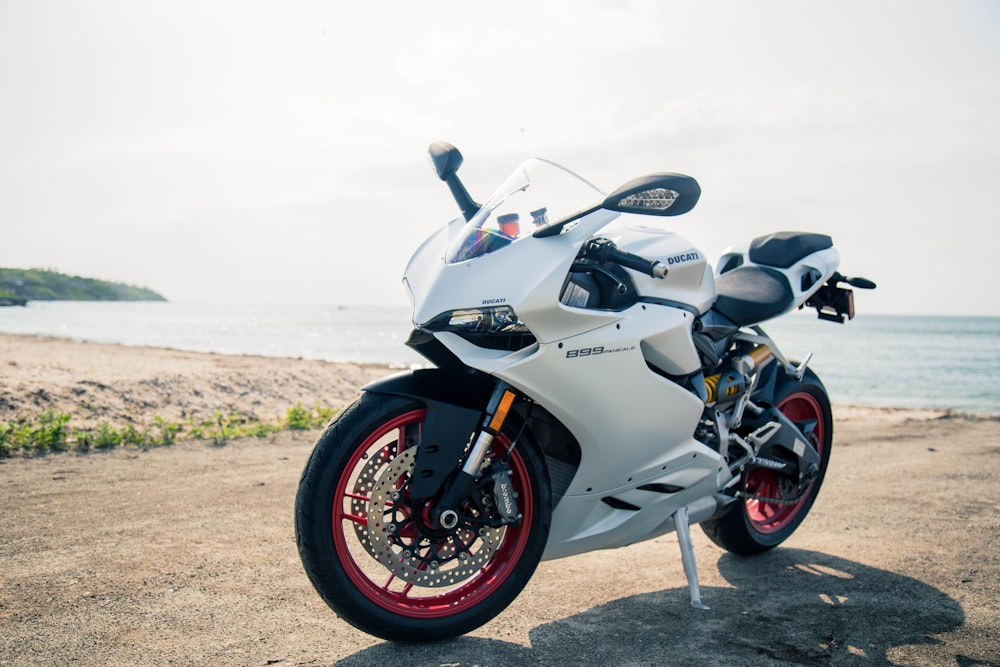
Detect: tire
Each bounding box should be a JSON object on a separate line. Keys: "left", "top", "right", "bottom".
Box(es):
{"left": 701, "top": 369, "right": 833, "bottom": 555}
{"left": 294, "top": 392, "right": 551, "bottom": 642}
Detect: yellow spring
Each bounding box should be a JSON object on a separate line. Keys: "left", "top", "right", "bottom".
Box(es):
{"left": 701, "top": 345, "right": 771, "bottom": 404}
{"left": 704, "top": 373, "right": 720, "bottom": 404}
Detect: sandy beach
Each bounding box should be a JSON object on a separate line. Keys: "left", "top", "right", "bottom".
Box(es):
{"left": 0, "top": 334, "right": 394, "bottom": 433}
{"left": 1, "top": 333, "right": 998, "bottom": 665}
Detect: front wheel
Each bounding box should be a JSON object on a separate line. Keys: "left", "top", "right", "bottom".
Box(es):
{"left": 701, "top": 369, "right": 833, "bottom": 555}
{"left": 294, "top": 392, "right": 551, "bottom": 642}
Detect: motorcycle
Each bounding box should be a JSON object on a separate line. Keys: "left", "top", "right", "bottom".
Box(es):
{"left": 294, "top": 142, "right": 875, "bottom": 641}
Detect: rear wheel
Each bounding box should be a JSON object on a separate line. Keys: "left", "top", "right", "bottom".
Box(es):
{"left": 295, "top": 392, "right": 551, "bottom": 641}
{"left": 701, "top": 369, "right": 832, "bottom": 554}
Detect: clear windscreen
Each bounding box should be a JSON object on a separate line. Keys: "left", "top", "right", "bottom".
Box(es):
{"left": 446, "top": 158, "right": 604, "bottom": 264}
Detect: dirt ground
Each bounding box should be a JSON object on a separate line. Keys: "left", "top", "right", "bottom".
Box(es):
{"left": 1, "top": 335, "right": 998, "bottom": 666}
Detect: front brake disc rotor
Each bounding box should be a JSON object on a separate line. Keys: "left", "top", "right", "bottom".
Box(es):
{"left": 350, "top": 442, "right": 397, "bottom": 558}
{"left": 367, "top": 446, "right": 504, "bottom": 587}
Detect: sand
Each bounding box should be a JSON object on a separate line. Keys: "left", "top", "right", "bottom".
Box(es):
{"left": 0, "top": 334, "right": 393, "bottom": 431}
{"left": 1, "top": 333, "right": 998, "bottom": 666}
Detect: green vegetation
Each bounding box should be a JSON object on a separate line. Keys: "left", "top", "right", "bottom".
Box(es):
{"left": 0, "top": 402, "right": 336, "bottom": 457}
{"left": 0, "top": 267, "right": 166, "bottom": 302}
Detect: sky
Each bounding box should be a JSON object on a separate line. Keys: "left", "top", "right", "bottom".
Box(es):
{"left": 1, "top": 0, "right": 998, "bottom": 316}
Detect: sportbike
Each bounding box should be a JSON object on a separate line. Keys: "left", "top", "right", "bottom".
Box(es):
{"left": 294, "top": 142, "right": 875, "bottom": 641}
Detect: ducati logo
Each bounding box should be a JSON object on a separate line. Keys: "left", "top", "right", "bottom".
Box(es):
{"left": 666, "top": 251, "right": 700, "bottom": 265}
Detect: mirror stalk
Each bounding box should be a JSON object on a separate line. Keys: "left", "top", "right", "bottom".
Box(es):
{"left": 444, "top": 174, "right": 480, "bottom": 222}
{"left": 429, "top": 142, "right": 480, "bottom": 221}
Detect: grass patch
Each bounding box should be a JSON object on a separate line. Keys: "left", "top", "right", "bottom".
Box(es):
{"left": 0, "top": 402, "right": 338, "bottom": 457}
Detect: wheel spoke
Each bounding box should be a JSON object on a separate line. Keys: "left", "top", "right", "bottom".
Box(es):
{"left": 342, "top": 511, "right": 367, "bottom": 526}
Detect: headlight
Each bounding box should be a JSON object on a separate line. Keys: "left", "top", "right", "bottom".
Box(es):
{"left": 422, "top": 306, "right": 536, "bottom": 351}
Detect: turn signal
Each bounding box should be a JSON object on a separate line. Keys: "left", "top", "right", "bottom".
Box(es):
{"left": 615, "top": 188, "right": 680, "bottom": 212}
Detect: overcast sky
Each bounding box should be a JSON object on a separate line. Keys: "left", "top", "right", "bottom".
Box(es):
{"left": 1, "top": 0, "right": 998, "bottom": 315}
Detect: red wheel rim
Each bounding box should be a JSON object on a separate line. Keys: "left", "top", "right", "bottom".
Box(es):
{"left": 331, "top": 409, "right": 534, "bottom": 618}
{"left": 744, "top": 391, "right": 826, "bottom": 534}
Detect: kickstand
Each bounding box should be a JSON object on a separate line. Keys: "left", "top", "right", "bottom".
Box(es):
{"left": 673, "top": 505, "right": 710, "bottom": 610}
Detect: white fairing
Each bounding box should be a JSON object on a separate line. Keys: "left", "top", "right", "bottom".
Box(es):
{"left": 402, "top": 158, "right": 837, "bottom": 561}
{"left": 605, "top": 220, "right": 716, "bottom": 314}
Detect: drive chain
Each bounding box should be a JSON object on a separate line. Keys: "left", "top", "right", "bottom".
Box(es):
{"left": 735, "top": 486, "right": 808, "bottom": 506}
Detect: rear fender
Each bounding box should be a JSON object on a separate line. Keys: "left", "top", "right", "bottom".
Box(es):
{"left": 363, "top": 369, "right": 497, "bottom": 499}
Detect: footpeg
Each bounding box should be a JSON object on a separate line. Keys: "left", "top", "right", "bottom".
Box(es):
{"left": 673, "top": 505, "right": 710, "bottom": 610}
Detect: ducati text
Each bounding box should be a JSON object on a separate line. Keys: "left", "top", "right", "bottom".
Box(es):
{"left": 667, "top": 251, "right": 700, "bottom": 265}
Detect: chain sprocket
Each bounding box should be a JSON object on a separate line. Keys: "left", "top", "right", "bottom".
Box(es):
{"left": 737, "top": 466, "right": 812, "bottom": 506}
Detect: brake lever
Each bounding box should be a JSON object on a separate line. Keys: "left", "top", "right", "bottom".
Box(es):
{"left": 590, "top": 264, "right": 628, "bottom": 294}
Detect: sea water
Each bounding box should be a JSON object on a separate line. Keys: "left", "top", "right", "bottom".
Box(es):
{"left": 0, "top": 302, "right": 423, "bottom": 366}
{"left": 762, "top": 312, "right": 1000, "bottom": 415}
{"left": 1, "top": 302, "right": 997, "bottom": 416}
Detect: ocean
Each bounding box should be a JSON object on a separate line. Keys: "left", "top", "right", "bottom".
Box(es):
{"left": 1, "top": 302, "right": 997, "bottom": 416}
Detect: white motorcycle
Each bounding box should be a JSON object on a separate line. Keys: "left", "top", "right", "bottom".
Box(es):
{"left": 294, "top": 143, "right": 875, "bottom": 641}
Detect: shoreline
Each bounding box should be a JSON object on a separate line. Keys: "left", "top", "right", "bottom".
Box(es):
{"left": 2, "top": 333, "right": 996, "bottom": 437}
{"left": 0, "top": 333, "right": 395, "bottom": 437}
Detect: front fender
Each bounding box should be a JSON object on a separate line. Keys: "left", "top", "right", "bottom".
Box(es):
{"left": 363, "top": 367, "right": 498, "bottom": 411}
{"left": 363, "top": 368, "right": 498, "bottom": 499}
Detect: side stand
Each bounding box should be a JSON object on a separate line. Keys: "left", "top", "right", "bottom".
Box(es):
{"left": 673, "top": 505, "right": 710, "bottom": 610}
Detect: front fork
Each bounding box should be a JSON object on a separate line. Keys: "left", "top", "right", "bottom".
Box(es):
{"left": 432, "top": 381, "right": 519, "bottom": 530}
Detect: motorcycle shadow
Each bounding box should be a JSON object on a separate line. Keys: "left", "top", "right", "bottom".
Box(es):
{"left": 332, "top": 549, "right": 972, "bottom": 667}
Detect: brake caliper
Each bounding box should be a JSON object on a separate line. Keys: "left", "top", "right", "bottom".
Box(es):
{"left": 490, "top": 464, "right": 521, "bottom": 524}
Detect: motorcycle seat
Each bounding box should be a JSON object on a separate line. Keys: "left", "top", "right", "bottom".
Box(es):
{"left": 712, "top": 265, "right": 793, "bottom": 325}
{"left": 749, "top": 231, "right": 832, "bottom": 268}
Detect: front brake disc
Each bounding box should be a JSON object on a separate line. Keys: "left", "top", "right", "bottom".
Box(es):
{"left": 367, "top": 446, "right": 505, "bottom": 587}
{"left": 350, "top": 442, "right": 397, "bottom": 559}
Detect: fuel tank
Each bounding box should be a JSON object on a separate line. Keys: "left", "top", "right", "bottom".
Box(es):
{"left": 607, "top": 221, "right": 715, "bottom": 314}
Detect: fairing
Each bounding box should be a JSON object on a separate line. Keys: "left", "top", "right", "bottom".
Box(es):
{"left": 398, "top": 156, "right": 843, "bottom": 561}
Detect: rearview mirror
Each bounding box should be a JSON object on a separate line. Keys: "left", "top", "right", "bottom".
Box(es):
{"left": 428, "top": 142, "right": 464, "bottom": 181}
{"left": 603, "top": 173, "right": 701, "bottom": 217}
{"left": 427, "top": 141, "right": 480, "bottom": 221}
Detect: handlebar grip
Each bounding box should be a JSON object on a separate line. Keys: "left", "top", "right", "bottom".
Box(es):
{"left": 587, "top": 239, "right": 668, "bottom": 279}
{"left": 613, "top": 250, "right": 667, "bottom": 278}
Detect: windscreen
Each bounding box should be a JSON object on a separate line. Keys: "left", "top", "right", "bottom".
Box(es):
{"left": 446, "top": 158, "right": 604, "bottom": 264}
